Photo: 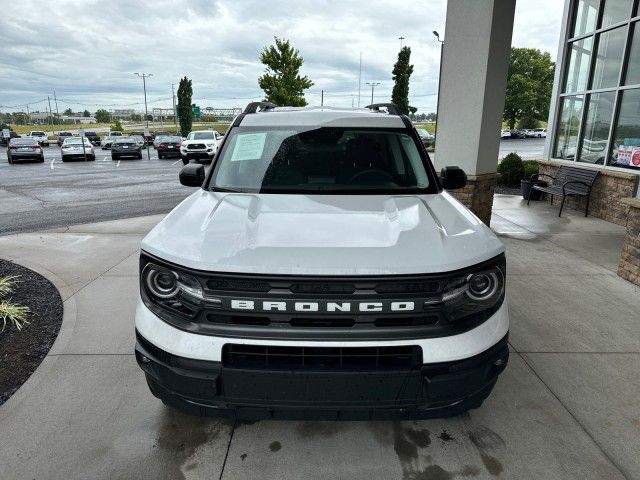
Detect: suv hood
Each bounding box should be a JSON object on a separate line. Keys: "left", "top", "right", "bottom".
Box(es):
{"left": 142, "top": 190, "right": 504, "bottom": 275}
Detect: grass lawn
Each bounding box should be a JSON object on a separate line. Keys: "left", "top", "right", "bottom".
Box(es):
{"left": 13, "top": 123, "right": 113, "bottom": 135}
{"left": 414, "top": 123, "right": 436, "bottom": 134}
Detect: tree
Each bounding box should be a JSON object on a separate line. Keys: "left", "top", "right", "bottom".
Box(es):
{"left": 111, "top": 119, "right": 123, "bottom": 132}
{"left": 391, "top": 46, "right": 416, "bottom": 115}
{"left": 63, "top": 108, "right": 73, "bottom": 116}
{"left": 130, "top": 113, "right": 142, "bottom": 122}
{"left": 83, "top": 110, "right": 90, "bottom": 117}
{"left": 503, "top": 48, "right": 555, "bottom": 129}
{"left": 258, "top": 37, "right": 313, "bottom": 106}
{"left": 177, "top": 76, "right": 193, "bottom": 135}
{"left": 95, "top": 109, "right": 111, "bottom": 123}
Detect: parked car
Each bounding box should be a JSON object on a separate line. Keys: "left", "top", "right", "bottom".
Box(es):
{"left": 101, "top": 135, "right": 116, "bottom": 150}
{"left": 523, "top": 129, "right": 536, "bottom": 138}
{"left": 28, "top": 131, "right": 50, "bottom": 146}
{"left": 509, "top": 129, "right": 525, "bottom": 139}
{"left": 153, "top": 134, "right": 170, "bottom": 149}
{"left": 7, "top": 137, "right": 44, "bottom": 163}
{"left": 129, "top": 135, "right": 147, "bottom": 149}
{"left": 61, "top": 137, "right": 95, "bottom": 162}
{"left": 500, "top": 130, "right": 511, "bottom": 139}
{"left": 416, "top": 128, "right": 435, "bottom": 147}
{"left": 135, "top": 102, "right": 509, "bottom": 419}
{"left": 1, "top": 129, "right": 20, "bottom": 146}
{"left": 156, "top": 135, "right": 183, "bottom": 159}
{"left": 532, "top": 128, "right": 547, "bottom": 138}
{"left": 57, "top": 132, "right": 73, "bottom": 146}
{"left": 111, "top": 136, "right": 142, "bottom": 160}
{"left": 84, "top": 131, "right": 101, "bottom": 146}
{"left": 180, "top": 130, "right": 223, "bottom": 164}
{"left": 110, "top": 131, "right": 123, "bottom": 137}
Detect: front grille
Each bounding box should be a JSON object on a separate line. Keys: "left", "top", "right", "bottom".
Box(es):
{"left": 188, "top": 143, "right": 206, "bottom": 149}
{"left": 222, "top": 344, "right": 422, "bottom": 371}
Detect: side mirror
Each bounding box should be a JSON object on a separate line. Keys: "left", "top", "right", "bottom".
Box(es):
{"left": 440, "top": 166, "right": 467, "bottom": 190}
{"left": 179, "top": 164, "right": 205, "bottom": 187}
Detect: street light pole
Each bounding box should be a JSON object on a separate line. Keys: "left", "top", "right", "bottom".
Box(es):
{"left": 399, "top": 36, "right": 405, "bottom": 49}
{"left": 433, "top": 31, "right": 444, "bottom": 139}
{"left": 366, "top": 82, "right": 380, "bottom": 105}
{"left": 172, "top": 83, "right": 178, "bottom": 133}
{"left": 134, "top": 72, "right": 152, "bottom": 160}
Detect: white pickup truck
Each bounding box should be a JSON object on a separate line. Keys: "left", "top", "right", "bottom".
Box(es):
{"left": 28, "top": 131, "right": 49, "bottom": 147}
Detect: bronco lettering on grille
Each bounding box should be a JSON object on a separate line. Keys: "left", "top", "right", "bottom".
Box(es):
{"left": 229, "top": 300, "right": 415, "bottom": 313}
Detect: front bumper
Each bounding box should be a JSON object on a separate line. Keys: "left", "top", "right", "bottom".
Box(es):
{"left": 180, "top": 148, "right": 215, "bottom": 161}
{"left": 135, "top": 298, "right": 509, "bottom": 419}
{"left": 136, "top": 330, "right": 508, "bottom": 419}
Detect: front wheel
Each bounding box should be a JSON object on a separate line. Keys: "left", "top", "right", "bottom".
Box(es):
{"left": 112, "top": 155, "right": 118, "bottom": 161}
{"left": 7, "top": 156, "right": 12, "bottom": 164}
{"left": 61, "top": 156, "right": 68, "bottom": 162}
{"left": 182, "top": 157, "right": 189, "bottom": 165}
{"left": 39, "top": 155, "right": 45, "bottom": 163}
{"left": 90, "top": 155, "right": 96, "bottom": 161}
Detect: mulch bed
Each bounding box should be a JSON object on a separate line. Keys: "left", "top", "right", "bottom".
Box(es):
{"left": 0, "top": 260, "right": 63, "bottom": 406}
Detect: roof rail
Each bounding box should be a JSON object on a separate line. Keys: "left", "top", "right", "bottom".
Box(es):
{"left": 243, "top": 102, "right": 277, "bottom": 114}
{"left": 365, "top": 103, "right": 401, "bottom": 115}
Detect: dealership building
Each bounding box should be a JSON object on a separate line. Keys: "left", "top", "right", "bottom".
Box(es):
{"left": 434, "top": 0, "right": 640, "bottom": 286}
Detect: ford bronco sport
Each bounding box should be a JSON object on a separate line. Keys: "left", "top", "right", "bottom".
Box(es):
{"left": 135, "top": 102, "right": 509, "bottom": 420}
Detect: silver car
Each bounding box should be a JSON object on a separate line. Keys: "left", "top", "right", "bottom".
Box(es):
{"left": 61, "top": 137, "right": 95, "bottom": 162}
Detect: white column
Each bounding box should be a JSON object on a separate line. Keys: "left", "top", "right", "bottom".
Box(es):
{"left": 434, "top": 0, "right": 516, "bottom": 175}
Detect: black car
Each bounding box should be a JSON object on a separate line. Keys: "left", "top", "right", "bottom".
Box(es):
{"left": 84, "top": 131, "right": 101, "bottom": 146}
{"left": 57, "top": 132, "right": 73, "bottom": 146}
{"left": 111, "top": 136, "right": 142, "bottom": 160}
{"left": 157, "top": 135, "right": 182, "bottom": 159}
{"left": 7, "top": 137, "right": 44, "bottom": 163}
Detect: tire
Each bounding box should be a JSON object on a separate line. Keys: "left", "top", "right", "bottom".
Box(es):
{"left": 137, "top": 153, "right": 143, "bottom": 159}
{"left": 61, "top": 156, "right": 67, "bottom": 162}
{"left": 158, "top": 153, "right": 164, "bottom": 159}
{"left": 7, "top": 155, "right": 12, "bottom": 164}
{"left": 182, "top": 157, "right": 189, "bottom": 165}
{"left": 90, "top": 155, "right": 96, "bottom": 161}
{"left": 39, "top": 155, "right": 45, "bottom": 163}
{"left": 112, "top": 155, "right": 118, "bottom": 161}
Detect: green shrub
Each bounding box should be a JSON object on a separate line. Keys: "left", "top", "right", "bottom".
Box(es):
{"left": 497, "top": 153, "right": 524, "bottom": 186}
{"left": 522, "top": 160, "right": 540, "bottom": 182}
{"left": 0, "top": 276, "right": 30, "bottom": 333}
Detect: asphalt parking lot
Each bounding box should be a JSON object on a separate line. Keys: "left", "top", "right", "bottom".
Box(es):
{"left": 0, "top": 145, "right": 193, "bottom": 235}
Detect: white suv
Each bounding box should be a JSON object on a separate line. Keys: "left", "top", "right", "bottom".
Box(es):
{"left": 180, "top": 130, "right": 223, "bottom": 164}
{"left": 28, "top": 131, "right": 49, "bottom": 147}
{"left": 135, "top": 103, "right": 509, "bottom": 420}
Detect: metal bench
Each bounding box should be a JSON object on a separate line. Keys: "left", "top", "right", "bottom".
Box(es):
{"left": 527, "top": 166, "right": 599, "bottom": 217}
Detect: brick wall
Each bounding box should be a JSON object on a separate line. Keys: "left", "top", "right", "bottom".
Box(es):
{"left": 538, "top": 160, "right": 638, "bottom": 227}
{"left": 617, "top": 198, "right": 640, "bottom": 286}
{"left": 448, "top": 173, "right": 498, "bottom": 226}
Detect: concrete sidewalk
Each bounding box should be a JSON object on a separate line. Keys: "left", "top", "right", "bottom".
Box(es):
{"left": 0, "top": 195, "right": 638, "bottom": 479}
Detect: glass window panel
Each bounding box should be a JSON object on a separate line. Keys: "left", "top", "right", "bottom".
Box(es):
{"left": 554, "top": 95, "right": 585, "bottom": 159}
{"left": 591, "top": 26, "right": 627, "bottom": 89}
{"left": 601, "top": 0, "right": 634, "bottom": 27}
{"left": 572, "top": 0, "right": 600, "bottom": 36}
{"left": 609, "top": 88, "right": 640, "bottom": 169}
{"left": 579, "top": 91, "right": 616, "bottom": 164}
{"left": 564, "top": 37, "right": 594, "bottom": 92}
{"left": 625, "top": 22, "right": 640, "bottom": 84}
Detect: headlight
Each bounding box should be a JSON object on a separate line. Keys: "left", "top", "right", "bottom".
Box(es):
{"left": 144, "top": 266, "right": 179, "bottom": 299}
{"left": 424, "top": 260, "right": 505, "bottom": 323}
{"left": 140, "top": 260, "right": 221, "bottom": 321}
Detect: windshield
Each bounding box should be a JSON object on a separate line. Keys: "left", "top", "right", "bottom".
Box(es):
{"left": 209, "top": 127, "right": 436, "bottom": 194}
{"left": 11, "top": 138, "right": 36, "bottom": 145}
{"left": 188, "top": 131, "right": 215, "bottom": 140}
{"left": 31, "top": 131, "right": 45, "bottom": 136}
{"left": 114, "top": 137, "right": 136, "bottom": 143}
{"left": 64, "top": 138, "right": 90, "bottom": 145}
{"left": 161, "top": 136, "right": 181, "bottom": 143}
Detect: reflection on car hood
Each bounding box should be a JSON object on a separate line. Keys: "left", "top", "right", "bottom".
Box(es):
{"left": 142, "top": 191, "right": 504, "bottom": 275}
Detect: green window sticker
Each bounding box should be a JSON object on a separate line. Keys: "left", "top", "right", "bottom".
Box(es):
{"left": 230, "top": 132, "right": 266, "bottom": 161}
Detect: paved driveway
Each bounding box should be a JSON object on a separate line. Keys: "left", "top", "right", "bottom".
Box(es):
{"left": 0, "top": 196, "right": 638, "bottom": 479}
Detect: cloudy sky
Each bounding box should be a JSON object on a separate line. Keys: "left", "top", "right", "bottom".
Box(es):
{"left": 0, "top": 0, "right": 564, "bottom": 115}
